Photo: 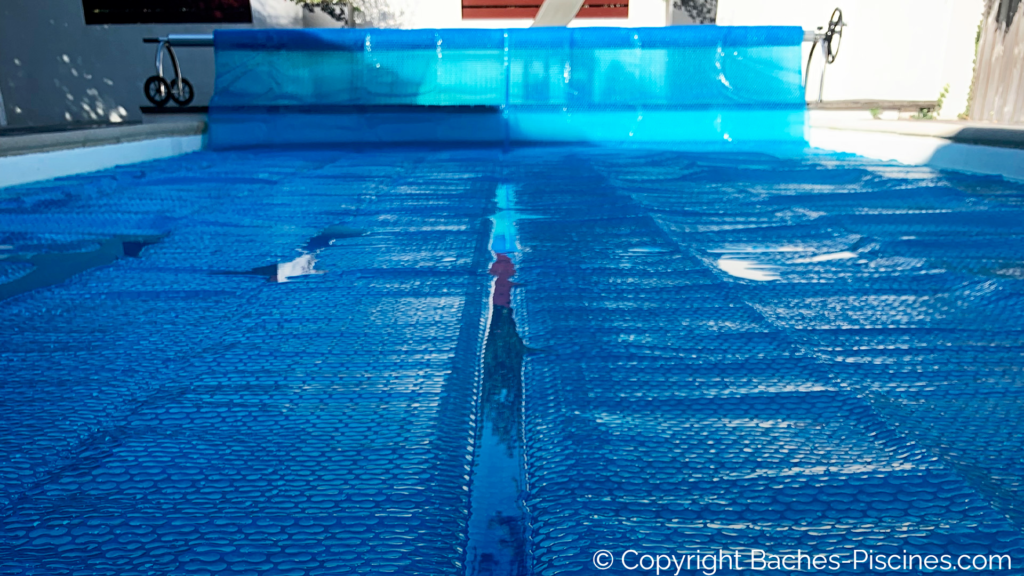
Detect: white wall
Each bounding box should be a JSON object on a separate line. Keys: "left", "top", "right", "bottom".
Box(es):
{"left": 717, "top": 0, "right": 984, "bottom": 118}
{"left": 252, "top": 0, "right": 304, "bottom": 27}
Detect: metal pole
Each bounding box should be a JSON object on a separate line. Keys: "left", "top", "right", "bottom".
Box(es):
{"left": 0, "top": 85, "right": 8, "bottom": 127}
{"left": 165, "top": 34, "right": 214, "bottom": 46}
{"left": 155, "top": 40, "right": 167, "bottom": 78}
{"left": 803, "top": 34, "right": 818, "bottom": 90}
{"left": 817, "top": 38, "right": 828, "bottom": 104}
{"left": 166, "top": 45, "right": 183, "bottom": 93}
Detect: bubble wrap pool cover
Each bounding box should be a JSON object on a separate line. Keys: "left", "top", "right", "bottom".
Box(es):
{"left": 0, "top": 149, "right": 496, "bottom": 574}
{"left": 208, "top": 27, "right": 805, "bottom": 147}
{"left": 2, "top": 146, "right": 1024, "bottom": 575}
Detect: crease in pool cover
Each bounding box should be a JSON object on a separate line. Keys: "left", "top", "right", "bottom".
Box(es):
{"left": 467, "top": 184, "right": 530, "bottom": 576}
{"left": 0, "top": 235, "right": 164, "bottom": 302}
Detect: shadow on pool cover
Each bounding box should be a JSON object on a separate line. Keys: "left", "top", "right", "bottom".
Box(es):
{"left": 467, "top": 253, "right": 530, "bottom": 576}
{"left": 0, "top": 235, "right": 163, "bottom": 302}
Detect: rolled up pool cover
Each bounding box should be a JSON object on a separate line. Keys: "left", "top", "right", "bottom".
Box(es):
{"left": 208, "top": 26, "right": 806, "bottom": 147}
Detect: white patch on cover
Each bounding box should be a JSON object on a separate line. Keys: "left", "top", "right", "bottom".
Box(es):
{"left": 792, "top": 251, "right": 857, "bottom": 263}
{"left": 717, "top": 258, "right": 780, "bottom": 281}
{"left": 276, "top": 254, "right": 322, "bottom": 282}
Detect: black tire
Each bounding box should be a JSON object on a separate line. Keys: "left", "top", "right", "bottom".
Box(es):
{"left": 144, "top": 75, "right": 171, "bottom": 107}
{"left": 169, "top": 78, "right": 194, "bottom": 107}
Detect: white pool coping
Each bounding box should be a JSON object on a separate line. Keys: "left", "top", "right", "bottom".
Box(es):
{"left": 0, "top": 135, "right": 205, "bottom": 190}
{"left": 2, "top": 116, "right": 1023, "bottom": 190}
{"left": 0, "top": 121, "right": 207, "bottom": 190}
{"left": 808, "top": 127, "right": 1024, "bottom": 183}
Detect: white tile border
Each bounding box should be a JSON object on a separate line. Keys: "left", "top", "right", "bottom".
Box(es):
{"left": 4, "top": 128, "right": 1022, "bottom": 191}
{"left": 0, "top": 135, "right": 205, "bottom": 190}
{"left": 808, "top": 127, "right": 1024, "bottom": 183}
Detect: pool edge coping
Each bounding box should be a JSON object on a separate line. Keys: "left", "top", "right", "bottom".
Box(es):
{"left": 0, "top": 121, "right": 206, "bottom": 159}
{"left": 807, "top": 127, "right": 1024, "bottom": 183}
{"left": 0, "top": 131, "right": 206, "bottom": 191}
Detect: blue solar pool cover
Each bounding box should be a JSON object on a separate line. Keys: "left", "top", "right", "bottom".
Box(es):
{"left": 208, "top": 26, "right": 805, "bottom": 147}
{"left": 2, "top": 26, "right": 1024, "bottom": 576}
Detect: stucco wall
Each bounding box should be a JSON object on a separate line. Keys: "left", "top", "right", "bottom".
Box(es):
{"left": 0, "top": 0, "right": 259, "bottom": 128}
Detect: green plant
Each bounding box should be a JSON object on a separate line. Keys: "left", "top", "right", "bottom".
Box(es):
{"left": 913, "top": 84, "right": 949, "bottom": 120}
{"left": 963, "top": 16, "right": 984, "bottom": 119}
{"left": 869, "top": 107, "right": 882, "bottom": 119}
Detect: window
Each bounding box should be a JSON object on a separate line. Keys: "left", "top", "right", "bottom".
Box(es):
{"left": 462, "top": 1, "right": 629, "bottom": 20}
{"left": 82, "top": 0, "right": 253, "bottom": 25}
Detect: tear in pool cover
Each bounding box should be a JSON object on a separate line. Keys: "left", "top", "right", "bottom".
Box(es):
{"left": 213, "top": 224, "right": 365, "bottom": 282}
{"left": 466, "top": 188, "right": 530, "bottom": 576}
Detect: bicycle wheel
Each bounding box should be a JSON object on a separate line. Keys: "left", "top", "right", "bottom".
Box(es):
{"left": 144, "top": 76, "right": 171, "bottom": 107}
{"left": 169, "top": 78, "right": 194, "bottom": 107}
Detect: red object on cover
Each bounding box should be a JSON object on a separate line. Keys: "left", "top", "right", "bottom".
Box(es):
{"left": 490, "top": 253, "right": 516, "bottom": 308}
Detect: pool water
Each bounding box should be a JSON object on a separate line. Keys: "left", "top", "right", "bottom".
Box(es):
{"left": 2, "top": 145, "right": 1024, "bottom": 575}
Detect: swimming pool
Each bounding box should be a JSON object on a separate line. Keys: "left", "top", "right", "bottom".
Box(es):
{"left": 2, "top": 143, "right": 1024, "bottom": 575}
{"left": 3, "top": 25, "right": 1024, "bottom": 576}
